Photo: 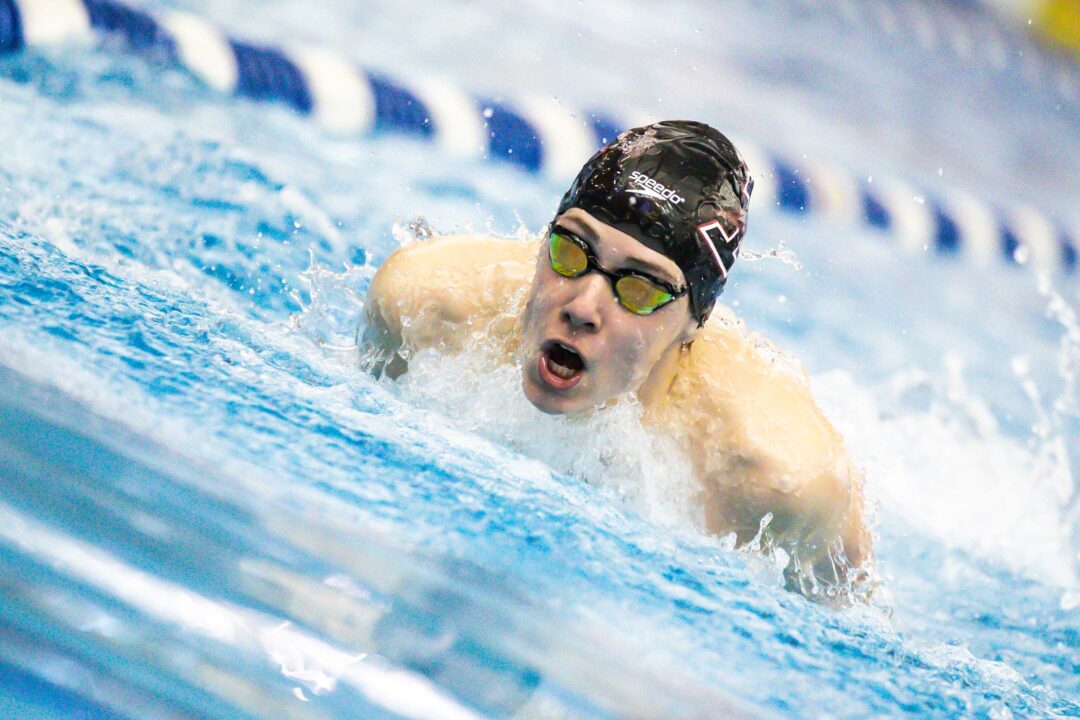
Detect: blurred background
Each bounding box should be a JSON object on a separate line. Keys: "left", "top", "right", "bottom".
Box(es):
{"left": 985, "top": 0, "right": 1080, "bottom": 56}
{"left": 0, "top": 0, "right": 1078, "bottom": 718}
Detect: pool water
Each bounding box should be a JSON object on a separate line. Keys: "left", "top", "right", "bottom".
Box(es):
{"left": 1, "top": 1, "right": 1078, "bottom": 718}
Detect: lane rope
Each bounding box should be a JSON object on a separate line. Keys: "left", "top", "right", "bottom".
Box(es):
{"left": 0, "top": 0, "right": 1075, "bottom": 276}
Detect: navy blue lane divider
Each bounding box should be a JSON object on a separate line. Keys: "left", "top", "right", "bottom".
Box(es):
{"left": 367, "top": 71, "right": 432, "bottom": 137}
{"left": 230, "top": 41, "right": 312, "bottom": 113}
{"left": 589, "top": 115, "right": 622, "bottom": 147}
{"left": 1062, "top": 237, "right": 1078, "bottom": 273}
{"left": 931, "top": 205, "right": 961, "bottom": 255}
{"left": 484, "top": 100, "right": 543, "bottom": 173}
{"left": 861, "top": 191, "right": 891, "bottom": 232}
{"left": 0, "top": 0, "right": 22, "bottom": 53}
{"left": 83, "top": 0, "right": 173, "bottom": 55}
{"left": 773, "top": 160, "right": 811, "bottom": 214}
{"left": 0, "top": 0, "right": 1076, "bottom": 277}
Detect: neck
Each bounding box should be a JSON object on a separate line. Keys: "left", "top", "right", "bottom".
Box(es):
{"left": 636, "top": 340, "right": 689, "bottom": 408}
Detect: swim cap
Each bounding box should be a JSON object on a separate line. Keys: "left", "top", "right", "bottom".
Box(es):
{"left": 556, "top": 120, "right": 753, "bottom": 325}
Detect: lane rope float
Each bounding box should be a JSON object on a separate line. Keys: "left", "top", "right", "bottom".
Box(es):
{"left": 0, "top": 0, "right": 1075, "bottom": 276}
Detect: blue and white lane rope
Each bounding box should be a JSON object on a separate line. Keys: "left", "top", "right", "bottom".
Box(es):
{"left": 0, "top": 0, "right": 1076, "bottom": 276}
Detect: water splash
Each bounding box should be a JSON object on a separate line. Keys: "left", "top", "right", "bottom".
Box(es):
{"left": 740, "top": 239, "right": 803, "bottom": 271}
{"left": 290, "top": 253, "right": 372, "bottom": 355}
{"left": 394, "top": 340, "right": 705, "bottom": 533}
{"left": 814, "top": 350, "right": 1079, "bottom": 590}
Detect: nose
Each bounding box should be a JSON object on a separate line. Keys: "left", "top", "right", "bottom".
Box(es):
{"left": 561, "top": 273, "right": 608, "bottom": 331}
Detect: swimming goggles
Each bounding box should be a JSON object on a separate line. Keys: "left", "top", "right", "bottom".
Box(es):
{"left": 547, "top": 227, "right": 687, "bottom": 316}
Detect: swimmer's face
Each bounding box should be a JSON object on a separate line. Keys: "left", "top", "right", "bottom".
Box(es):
{"left": 519, "top": 208, "right": 700, "bottom": 415}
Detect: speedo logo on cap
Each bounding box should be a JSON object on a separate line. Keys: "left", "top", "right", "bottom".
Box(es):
{"left": 626, "top": 170, "right": 685, "bottom": 205}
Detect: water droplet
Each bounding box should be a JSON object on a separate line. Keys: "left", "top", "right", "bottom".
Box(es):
{"left": 482, "top": 107, "right": 494, "bottom": 118}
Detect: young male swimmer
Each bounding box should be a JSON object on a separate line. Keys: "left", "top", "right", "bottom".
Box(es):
{"left": 361, "top": 121, "right": 872, "bottom": 596}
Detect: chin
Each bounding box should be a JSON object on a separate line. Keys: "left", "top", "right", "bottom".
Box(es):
{"left": 521, "top": 367, "right": 581, "bottom": 415}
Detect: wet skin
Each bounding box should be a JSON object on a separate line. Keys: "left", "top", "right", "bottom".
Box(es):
{"left": 518, "top": 208, "right": 701, "bottom": 415}
{"left": 362, "top": 214, "right": 873, "bottom": 592}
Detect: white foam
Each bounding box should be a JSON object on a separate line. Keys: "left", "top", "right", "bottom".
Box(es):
{"left": 812, "top": 362, "right": 1078, "bottom": 589}
{"left": 394, "top": 344, "right": 704, "bottom": 533}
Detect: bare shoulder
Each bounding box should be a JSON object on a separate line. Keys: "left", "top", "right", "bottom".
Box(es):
{"left": 362, "top": 234, "right": 536, "bottom": 374}
{"left": 681, "top": 309, "right": 841, "bottom": 475}
{"left": 669, "top": 308, "right": 870, "bottom": 567}
{"left": 370, "top": 234, "right": 535, "bottom": 316}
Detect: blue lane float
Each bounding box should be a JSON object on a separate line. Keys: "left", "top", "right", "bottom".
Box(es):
{"left": 1, "top": 0, "right": 1076, "bottom": 277}
{"left": 0, "top": 0, "right": 22, "bottom": 53}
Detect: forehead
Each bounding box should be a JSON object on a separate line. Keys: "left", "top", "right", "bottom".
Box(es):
{"left": 556, "top": 208, "right": 686, "bottom": 286}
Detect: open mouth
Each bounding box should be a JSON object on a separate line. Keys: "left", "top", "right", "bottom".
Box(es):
{"left": 538, "top": 340, "right": 586, "bottom": 390}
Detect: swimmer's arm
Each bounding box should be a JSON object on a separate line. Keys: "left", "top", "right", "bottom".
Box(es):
{"left": 362, "top": 234, "right": 535, "bottom": 377}
{"left": 692, "top": 326, "right": 872, "bottom": 573}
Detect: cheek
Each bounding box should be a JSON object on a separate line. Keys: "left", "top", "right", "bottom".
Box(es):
{"left": 521, "top": 274, "right": 555, "bottom": 333}
{"left": 598, "top": 325, "right": 653, "bottom": 383}
{"left": 615, "top": 322, "right": 677, "bottom": 377}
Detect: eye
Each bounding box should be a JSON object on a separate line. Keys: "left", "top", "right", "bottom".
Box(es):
{"left": 615, "top": 275, "right": 674, "bottom": 315}
{"left": 548, "top": 232, "right": 589, "bottom": 277}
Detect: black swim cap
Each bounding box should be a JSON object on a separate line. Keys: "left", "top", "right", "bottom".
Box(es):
{"left": 556, "top": 120, "right": 753, "bottom": 325}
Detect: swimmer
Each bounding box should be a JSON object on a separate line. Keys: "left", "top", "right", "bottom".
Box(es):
{"left": 361, "top": 121, "right": 872, "bottom": 598}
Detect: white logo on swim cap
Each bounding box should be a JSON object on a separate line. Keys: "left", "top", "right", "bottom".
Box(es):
{"left": 626, "top": 170, "right": 685, "bottom": 205}
{"left": 696, "top": 219, "right": 738, "bottom": 278}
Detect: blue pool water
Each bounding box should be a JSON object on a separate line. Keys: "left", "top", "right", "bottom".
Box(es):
{"left": 1, "top": 1, "right": 1078, "bottom": 718}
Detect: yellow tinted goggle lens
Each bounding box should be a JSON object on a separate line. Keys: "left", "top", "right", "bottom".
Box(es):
{"left": 615, "top": 275, "right": 674, "bottom": 315}
{"left": 549, "top": 232, "right": 589, "bottom": 277}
